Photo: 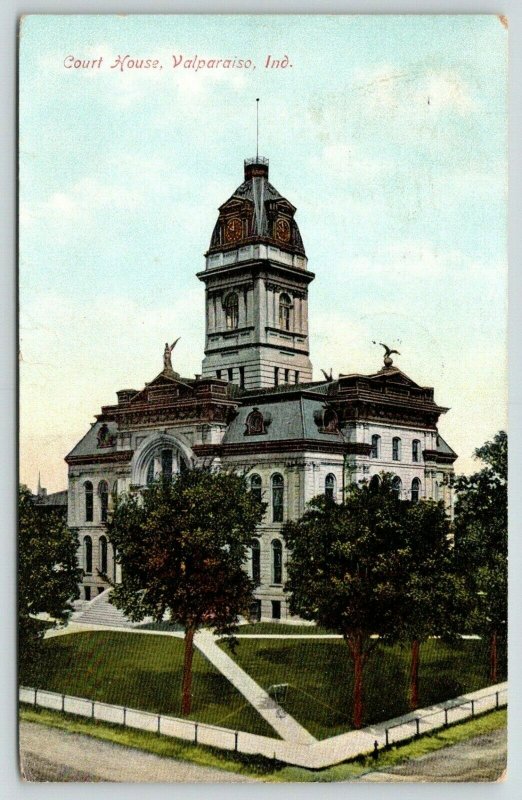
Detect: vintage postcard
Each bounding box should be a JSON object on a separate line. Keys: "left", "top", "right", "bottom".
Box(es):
{"left": 18, "top": 14, "right": 508, "bottom": 782}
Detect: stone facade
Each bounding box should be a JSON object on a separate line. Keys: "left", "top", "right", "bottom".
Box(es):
{"left": 66, "top": 156, "right": 457, "bottom": 618}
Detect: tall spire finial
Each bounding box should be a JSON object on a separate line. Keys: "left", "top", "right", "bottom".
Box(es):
{"left": 256, "top": 98, "right": 259, "bottom": 160}
{"left": 37, "top": 471, "right": 41, "bottom": 496}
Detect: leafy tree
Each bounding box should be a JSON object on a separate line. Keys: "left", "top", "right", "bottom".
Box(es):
{"left": 389, "top": 499, "right": 468, "bottom": 709}
{"left": 282, "top": 478, "right": 406, "bottom": 729}
{"left": 19, "top": 485, "right": 81, "bottom": 676}
{"left": 107, "top": 469, "right": 265, "bottom": 715}
{"left": 454, "top": 431, "right": 508, "bottom": 683}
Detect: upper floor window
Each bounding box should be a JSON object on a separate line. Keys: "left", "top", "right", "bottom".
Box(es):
{"left": 369, "top": 474, "right": 381, "bottom": 493}
{"left": 83, "top": 535, "right": 92, "bottom": 574}
{"left": 392, "top": 437, "right": 401, "bottom": 461}
{"left": 371, "top": 434, "right": 381, "bottom": 459}
{"left": 274, "top": 366, "right": 279, "bottom": 387}
{"left": 84, "top": 481, "right": 93, "bottom": 522}
{"left": 146, "top": 447, "right": 185, "bottom": 486}
{"left": 271, "top": 473, "right": 284, "bottom": 522}
{"left": 411, "top": 478, "right": 421, "bottom": 503}
{"left": 392, "top": 475, "right": 402, "bottom": 499}
{"left": 272, "top": 539, "right": 283, "bottom": 584}
{"left": 412, "top": 439, "right": 421, "bottom": 463}
{"left": 98, "top": 480, "right": 109, "bottom": 523}
{"left": 279, "top": 293, "right": 292, "bottom": 330}
{"left": 99, "top": 535, "right": 108, "bottom": 573}
{"left": 250, "top": 473, "right": 262, "bottom": 504}
{"left": 325, "top": 473, "right": 336, "bottom": 501}
{"left": 251, "top": 539, "right": 261, "bottom": 585}
{"left": 224, "top": 293, "right": 239, "bottom": 330}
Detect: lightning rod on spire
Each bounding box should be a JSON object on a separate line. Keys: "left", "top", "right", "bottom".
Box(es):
{"left": 256, "top": 98, "right": 259, "bottom": 160}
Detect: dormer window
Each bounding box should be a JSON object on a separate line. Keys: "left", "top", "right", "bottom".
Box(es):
{"left": 224, "top": 293, "right": 239, "bottom": 330}
{"left": 245, "top": 408, "right": 267, "bottom": 436}
{"left": 279, "top": 293, "right": 292, "bottom": 330}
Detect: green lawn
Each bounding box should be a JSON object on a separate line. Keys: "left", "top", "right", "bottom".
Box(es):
{"left": 20, "top": 631, "right": 275, "bottom": 738}
{"left": 220, "top": 637, "right": 506, "bottom": 740}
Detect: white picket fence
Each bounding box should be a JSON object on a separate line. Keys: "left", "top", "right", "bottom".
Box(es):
{"left": 19, "top": 683, "right": 507, "bottom": 769}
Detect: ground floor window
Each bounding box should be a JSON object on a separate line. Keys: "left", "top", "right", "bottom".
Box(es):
{"left": 97, "top": 586, "right": 105, "bottom": 595}
{"left": 84, "top": 586, "right": 91, "bottom": 601}
{"left": 271, "top": 600, "right": 281, "bottom": 620}
{"left": 250, "top": 600, "right": 261, "bottom": 622}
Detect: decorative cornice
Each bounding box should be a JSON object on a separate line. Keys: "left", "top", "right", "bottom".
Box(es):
{"left": 65, "top": 450, "right": 134, "bottom": 466}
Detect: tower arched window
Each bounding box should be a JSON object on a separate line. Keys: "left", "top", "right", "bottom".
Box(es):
{"left": 99, "top": 535, "right": 108, "bottom": 573}
{"left": 250, "top": 473, "right": 262, "bottom": 504}
{"left": 392, "top": 476, "right": 402, "bottom": 499}
{"left": 83, "top": 535, "right": 92, "bottom": 574}
{"left": 271, "top": 473, "right": 284, "bottom": 522}
{"left": 371, "top": 434, "right": 381, "bottom": 459}
{"left": 272, "top": 539, "right": 283, "bottom": 584}
{"left": 84, "top": 481, "right": 93, "bottom": 522}
{"left": 325, "top": 473, "right": 336, "bottom": 501}
{"left": 411, "top": 478, "right": 421, "bottom": 503}
{"left": 251, "top": 539, "right": 261, "bottom": 585}
{"left": 279, "top": 293, "right": 292, "bottom": 331}
{"left": 392, "top": 437, "right": 401, "bottom": 461}
{"left": 98, "top": 480, "right": 109, "bottom": 523}
{"left": 224, "top": 293, "right": 239, "bottom": 330}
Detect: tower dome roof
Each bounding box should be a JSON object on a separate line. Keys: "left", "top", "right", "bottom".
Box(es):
{"left": 207, "top": 157, "right": 305, "bottom": 256}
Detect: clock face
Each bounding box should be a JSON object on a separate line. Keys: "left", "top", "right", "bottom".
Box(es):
{"left": 275, "top": 217, "right": 291, "bottom": 243}
{"left": 225, "top": 217, "right": 242, "bottom": 243}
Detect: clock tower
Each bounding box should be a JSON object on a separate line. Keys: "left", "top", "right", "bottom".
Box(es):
{"left": 197, "top": 157, "right": 314, "bottom": 390}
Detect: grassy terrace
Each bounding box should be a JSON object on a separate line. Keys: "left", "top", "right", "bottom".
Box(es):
{"left": 219, "top": 636, "right": 506, "bottom": 740}
{"left": 20, "top": 631, "right": 275, "bottom": 738}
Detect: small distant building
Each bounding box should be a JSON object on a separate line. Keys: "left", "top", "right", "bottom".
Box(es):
{"left": 32, "top": 476, "right": 68, "bottom": 518}
{"left": 65, "top": 155, "right": 457, "bottom": 616}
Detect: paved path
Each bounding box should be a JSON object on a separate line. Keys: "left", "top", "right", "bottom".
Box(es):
{"left": 19, "top": 721, "right": 257, "bottom": 783}
{"left": 195, "top": 630, "right": 317, "bottom": 745}
{"left": 358, "top": 727, "right": 507, "bottom": 782}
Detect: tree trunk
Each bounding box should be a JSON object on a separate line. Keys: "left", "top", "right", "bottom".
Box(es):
{"left": 409, "top": 638, "right": 421, "bottom": 710}
{"left": 350, "top": 637, "right": 365, "bottom": 730}
{"left": 490, "top": 629, "right": 498, "bottom": 684}
{"left": 181, "top": 626, "right": 195, "bottom": 715}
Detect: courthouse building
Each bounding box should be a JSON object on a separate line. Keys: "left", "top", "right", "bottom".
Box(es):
{"left": 66, "top": 156, "right": 457, "bottom": 619}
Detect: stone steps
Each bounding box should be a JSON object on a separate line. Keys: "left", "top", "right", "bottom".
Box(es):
{"left": 75, "top": 589, "right": 137, "bottom": 628}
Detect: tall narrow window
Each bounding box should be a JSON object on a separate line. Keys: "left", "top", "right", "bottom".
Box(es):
{"left": 392, "top": 437, "right": 401, "bottom": 461}
{"left": 371, "top": 434, "right": 381, "bottom": 459}
{"left": 392, "top": 476, "right": 402, "bottom": 498}
{"left": 325, "top": 473, "right": 336, "bottom": 501}
{"left": 239, "top": 366, "right": 245, "bottom": 389}
{"left": 271, "top": 600, "right": 281, "bottom": 619}
{"left": 279, "top": 293, "right": 292, "bottom": 330}
{"left": 412, "top": 439, "right": 421, "bottom": 463}
{"left": 272, "top": 539, "right": 283, "bottom": 584}
{"left": 216, "top": 369, "right": 222, "bottom": 380}
{"left": 161, "top": 448, "right": 173, "bottom": 480}
{"left": 284, "top": 368, "right": 290, "bottom": 383}
{"left": 250, "top": 473, "right": 262, "bottom": 504}
{"left": 99, "top": 535, "right": 108, "bottom": 573}
{"left": 411, "top": 478, "right": 421, "bottom": 503}
{"left": 228, "top": 367, "right": 234, "bottom": 382}
{"left": 224, "top": 293, "right": 239, "bottom": 329}
{"left": 251, "top": 539, "right": 261, "bottom": 585}
{"left": 274, "top": 367, "right": 279, "bottom": 387}
{"left": 83, "top": 535, "right": 92, "bottom": 574}
{"left": 294, "top": 370, "right": 300, "bottom": 384}
{"left": 84, "top": 481, "right": 93, "bottom": 522}
{"left": 146, "top": 459, "right": 155, "bottom": 485}
{"left": 271, "top": 473, "right": 284, "bottom": 522}
{"left": 98, "top": 480, "right": 109, "bottom": 523}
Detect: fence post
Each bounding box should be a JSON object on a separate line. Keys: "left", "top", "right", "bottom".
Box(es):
{"left": 34, "top": 689, "right": 38, "bottom": 708}
{"left": 62, "top": 694, "right": 65, "bottom": 713}
{"left": 471, "top": 700, "right": 475, "bottom": 718}
{"left": 415, "top": 718, "right": 420, "bottom": 737}
{"left": 444, "top": 708, "right": 448, "bottom": 727}
{"left": 123, "top": 707, "right": 126, "bottom": 727}
{"left": 234, "top": 731, "right": 238, "bottom": 752}
{"left": 385, "top": 728, "right": 389, "bottom": 748}
{"left": 496, "top": 692, "right": 499, "bottom": 710}
{"left": 157, "top": 715, "right": 161, "bottom": 735}
{"left": 92, "top": 701, "right": 95, "bottom": 720}
{"left": 194, "top": 723, "right": 198, "bottom": 745}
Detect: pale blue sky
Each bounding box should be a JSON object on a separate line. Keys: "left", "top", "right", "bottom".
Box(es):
{"left": 19, "top": 14, "right": 507, "bottom": 490}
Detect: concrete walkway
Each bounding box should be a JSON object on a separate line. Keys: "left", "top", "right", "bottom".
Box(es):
{"left": 195, "top": 630, "right": 316, "bottom": 745}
